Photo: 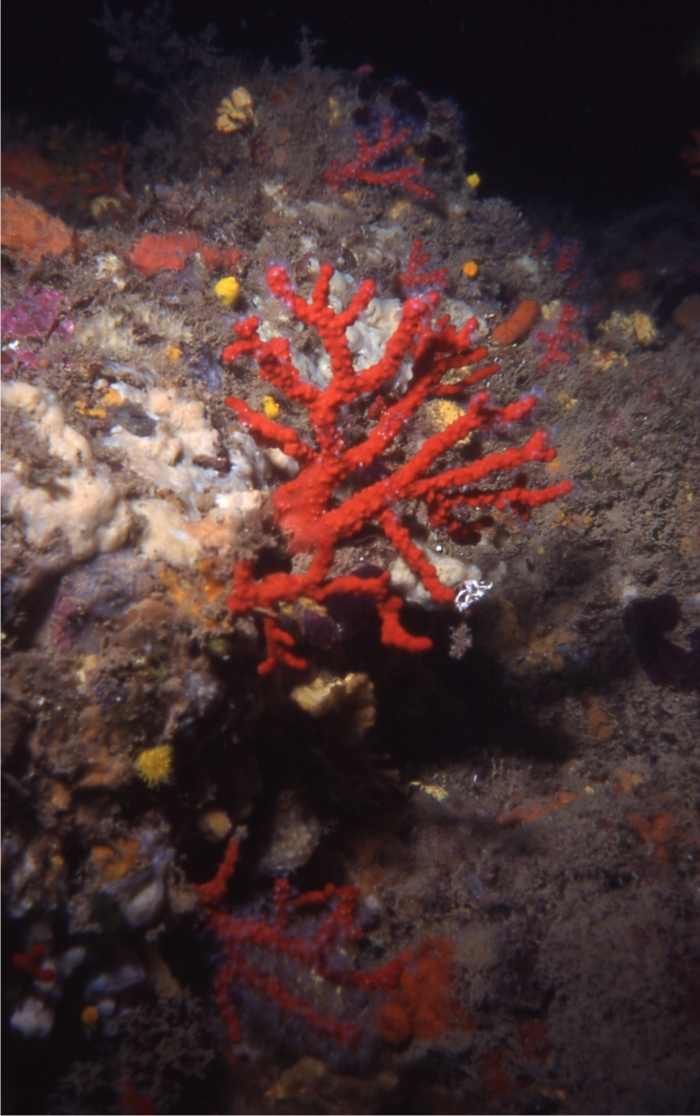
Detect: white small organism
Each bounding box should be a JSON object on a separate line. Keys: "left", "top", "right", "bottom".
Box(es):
{"left": 10, "top": 997, "right": 55, "bottom": 1038}
{"left": 454, "top": 577, "right": 493, "bottom": 614}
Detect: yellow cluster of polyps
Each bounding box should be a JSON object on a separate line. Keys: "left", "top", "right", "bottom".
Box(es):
{"left": 215, "top": 87, "right": 256, "bottom": 133}
{"left": 290, "top": 672, "right": 376, "bottom": 743}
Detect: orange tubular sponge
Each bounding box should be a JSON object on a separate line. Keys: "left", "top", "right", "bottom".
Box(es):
{"left": 492, "top": 299, "right": 540, "bottom": 345}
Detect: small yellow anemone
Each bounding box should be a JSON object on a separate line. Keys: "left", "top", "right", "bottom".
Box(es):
{"left": 462, "top": 260, "right": 479, "bottom": 278}
{"left": 135, "top": 745, "right": 174, "bottom": 788}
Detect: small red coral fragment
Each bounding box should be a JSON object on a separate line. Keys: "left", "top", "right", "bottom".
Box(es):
{"left": 11, "top": 943, "right": 55, "bottom": 982}
{"left": 535, "top": 302, "right": 583, "bottom": 372}
{"left": 126, "top": 232, "right": 243, "bottom": 277}
{"left": 553, "top": 239, "right": 582, "bottom": 274}
{"left": 192, "top": 836, "right": 240, "bottom": 906}
{"left": 398, "top": 239, "right": 449, "bottom": 296}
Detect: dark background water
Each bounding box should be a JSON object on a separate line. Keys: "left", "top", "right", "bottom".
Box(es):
{"left": 3, "top": 0, "right": 700, "bottom": 220}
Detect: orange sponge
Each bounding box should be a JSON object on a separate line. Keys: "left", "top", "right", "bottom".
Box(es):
{"left": 492, "top": 299, "right": 540, "bottom": 345}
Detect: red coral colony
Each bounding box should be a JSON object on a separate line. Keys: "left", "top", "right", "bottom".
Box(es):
{"left": 222, "top": 260, "right": 573, "bottom": 673}
{"left": 195, "top": 837, "right": 466, "bottom": 1051}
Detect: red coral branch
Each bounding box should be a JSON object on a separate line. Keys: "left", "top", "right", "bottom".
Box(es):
{"left": 223, "top": 262, "right": 572, "bottom": 673}
{"left": 535, "top": 302, "right": 583, "bottom": 372}
{"left": 12, "top": 943, "right": 55, "bottom": 982}
{"left": 325, "top": 116, "right": 435, "bottom": 198}
{"left": 193, "top": 836, "right": 241, "bottom": 906}
{"left": 398, "top": 239, "right": 449, "bottom": 295}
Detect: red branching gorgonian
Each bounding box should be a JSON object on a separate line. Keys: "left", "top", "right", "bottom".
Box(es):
{"left": 194, "top": 837, "right": 467, "bottom": 1050}
{"left": 194, "top": 838, "right": 401, "bottom": 1048}
{"left": 222, "top": 262, "right": 572, "bottom": 673}
{"left": 324, "top": 115, "right": 435, "bottom": 198}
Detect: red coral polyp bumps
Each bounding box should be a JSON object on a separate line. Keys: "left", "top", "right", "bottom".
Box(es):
{"left": 222, "top": 262, "right": 572, "bottom": 673}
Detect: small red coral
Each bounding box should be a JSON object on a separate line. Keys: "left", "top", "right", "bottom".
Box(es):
{"left": 195, "top": 838, "right": 471, "bottom": 1054}
{"left": 325, "top": 116, "right": 434, "bottom": 198}
{"left": 535, "top": 302, "right": 583, "bottom": 371}
{"left": 11, "top": 943, "right": 55, "bottom": 982}
{"left": 398, "top": 239, "right": 449, "bottom": 296}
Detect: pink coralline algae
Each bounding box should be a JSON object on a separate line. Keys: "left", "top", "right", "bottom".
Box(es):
{"left": 1, "top": 286, "right": 73, "bottom": 372}
{"left": 1, "top": 286, "right": 66, "bottom": 339}
{"left": 325, "top": 115, "right": 435, "bottom": 198}
{"left": 222, "top": 262, "right": 573, "bottom": 674}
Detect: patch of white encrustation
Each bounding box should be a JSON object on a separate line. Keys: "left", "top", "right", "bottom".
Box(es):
{"left": 1, "top": 379, "right": 264, "bottom": 570}
{"left": 1, "top": 381, "right": 132, "bottom": 561}
{"left": 389, "top": 547, "right": 484, "bottom": 606}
